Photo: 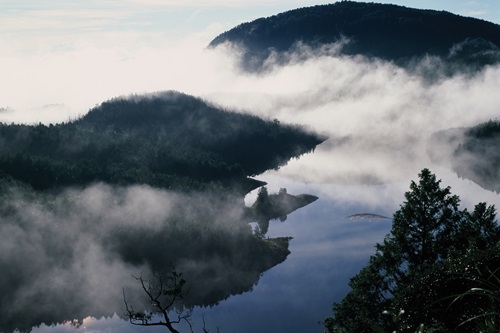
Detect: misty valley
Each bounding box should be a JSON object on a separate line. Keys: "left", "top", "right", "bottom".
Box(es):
{"left": 0, "top": 92, "right": 324, "bottom": 332}
{"left": 1, "top": 1, "right": 500, "bottom": 333}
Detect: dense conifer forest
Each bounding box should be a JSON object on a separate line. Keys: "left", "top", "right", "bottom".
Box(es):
{"left": 429, "top": 120, "right": 500, "bottom": 193}
{"left": 325, "top": 169, "right": 500, "bottom": 332}
{"left": 209, "top": 1, "right": 500, "bottom": 71}
{"left": 0, "top": 91, "right": 324, "bottom": 333}
{"left": 3, "top": 2, "right": 500, "bottom": 332}
{"left": 0, "top": 91, "right": 324, "bottom": 193}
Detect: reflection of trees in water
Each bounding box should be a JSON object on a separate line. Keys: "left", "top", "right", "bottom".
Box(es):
{"left": 252, "top": 187, "right": 318, "bottom": 235}
{"left": 0, "top": 181, "right": 319, "bottom": 333}
{"left": 0, "top": 92, "right": 325, "bottom": 332}
{"left": 112, "top": 189, "right": 295, "bottom": 309}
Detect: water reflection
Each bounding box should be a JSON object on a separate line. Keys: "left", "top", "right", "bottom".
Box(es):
{"left": 186, "top": 178, "right": 395, "bottom": 333}
{"left": 190, "top": 168, "right": 500, "bottom": 333}
{"left": 5, "top": 83, "right": 500, "bottom": 333}
{"left": 18, "top": 162, "right": 500, "bottom": 333}
{"left": 0, "top": 178, "right": 321, "bottom": 333}
{"left": 27, "top": 179, "right": 392, "bottom": 333}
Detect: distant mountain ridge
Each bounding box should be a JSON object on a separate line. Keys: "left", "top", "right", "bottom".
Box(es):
{"left": 209, "top": 1, "right": 500, "bottom": 70}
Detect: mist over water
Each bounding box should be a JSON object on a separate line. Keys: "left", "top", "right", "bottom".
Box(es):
{"left": 0, "top": 180, "right": 296, "bottom": 332}
{"left": 2, "top": 27, "right": 500, "bottom": 333}
{"left": 4, "top": 34, "right": 498, "bottom": 184}
{"left": 203, "top": 45, "right": 500, "bottom": 185}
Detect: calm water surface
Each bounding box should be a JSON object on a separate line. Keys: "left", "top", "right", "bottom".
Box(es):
{"left": 30, "top": 160, "right": 500, "bottom": 333}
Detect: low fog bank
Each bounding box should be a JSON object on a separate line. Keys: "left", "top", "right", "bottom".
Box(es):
{"left": 204, "top": 42, "right": 500, "bottom": 185}
{"left": 0, "top": 180, "right": 291, "bottom": 332}
{"left": 2, "top": 11, "right": 500, "bottom": 333}
{"left": 2, "top": 33, "right": 499, "bottom": 186}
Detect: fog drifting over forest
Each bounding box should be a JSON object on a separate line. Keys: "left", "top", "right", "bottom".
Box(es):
{"left": 2, "top": 22, "right": 500, "bottom": 332}
{"left": 3, "top": 33, "right": 499, "bottom": 184}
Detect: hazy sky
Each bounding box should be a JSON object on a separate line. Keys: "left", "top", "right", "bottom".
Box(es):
{"left": 1, "top": 0, "right": 499, "bottom": 124}
{"left": 2, "top": 0, "right": 499, "bottom": 37}
{"left": 1, "top": 0, "right": 500, "bottom": 184}
{"left": 1, "top": 1, "right": 498, "bottom": 48}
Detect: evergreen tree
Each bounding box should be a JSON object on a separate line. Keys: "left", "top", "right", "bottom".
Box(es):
{"left": 327, "top": 169, "right": 500, "bottom": 332}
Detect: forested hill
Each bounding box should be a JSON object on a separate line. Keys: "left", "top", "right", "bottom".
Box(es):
{"left": 0, "top": 91, "right": 324, "bottom": 192}
{"left": 209, "top": 1, "right": 500, "bottom": 70}
{"left": 430, "top": 120, "right": 500, "bottom": 193}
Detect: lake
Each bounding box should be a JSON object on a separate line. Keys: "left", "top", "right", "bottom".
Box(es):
{"left": 5, "top": 46, "right": 500, "bottom": 333}
{"left": 25, "top": 155, "right": 500, "bottom": 333}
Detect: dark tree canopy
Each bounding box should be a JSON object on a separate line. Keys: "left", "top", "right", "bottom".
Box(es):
{"left": 0, "top": 91, "right": 325, "bottom": 193}
{"left": 430, "top": 120, "right": 500, "bottom": 193}
{"left": 209, "top": 1, "right": 500, "bottom": 72}
{"left": 327, "top": 169, "right": 500, "bottom": 332}
{"left": 0, "top": 177, "right": 302, "bottom": 333}
{"left": 0, "top": 91, "right": 324, "bottom": 333}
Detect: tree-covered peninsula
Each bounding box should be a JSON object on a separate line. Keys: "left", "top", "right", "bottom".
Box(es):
{"left": 0, "top": 91, "right": 324, "bottom": 333}
{"left": 0, "top": 91, "right": 325, "bottom": 193}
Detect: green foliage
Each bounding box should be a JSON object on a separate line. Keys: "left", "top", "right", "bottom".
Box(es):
{"left": 0, "top": 92, "right": 324, "bottom": 192}
{"left": 465, "top": 120, "right": 500, "bottom": 139}
{"left": 256, "top": 186, "right": 269, "bottom": 205}
{"left": 386, "top": 169, "right": 462, "bottom": 268}
{"left": 209, "top": 1, "right": 500, "bottom": 71}
{"left": 444, "top": 120, "right": 500, "bottom": 193}
{"left": 328, "top": 169, "right": 500, "bottom": 332}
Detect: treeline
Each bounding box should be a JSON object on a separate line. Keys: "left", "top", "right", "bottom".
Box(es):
{"left": 209, "top": 1, "right": 500, "bottom": 71}
{"left": 0, "top": 91, "right": 324, "bottom": 332}
{"left": 430, "top": 120, "right": 500, "bottom": 193}
{"left": 0, "top": 91, "right": 324, "bottom": 192}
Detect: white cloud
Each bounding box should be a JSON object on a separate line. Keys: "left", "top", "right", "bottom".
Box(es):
{"left": 197, "top": 47, "right": 500, "bottom": 184}
{"left": 463, "top": 10, "right": 488, "bottom": 16}
{"left": 2, "top": 27, "right": 500, "bottom": 184}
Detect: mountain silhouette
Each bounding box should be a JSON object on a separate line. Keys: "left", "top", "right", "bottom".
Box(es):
{"left": 209, "top": 1, "right": 500, "bottom": 71}
{"left": 0, "top": 91, "right": 325, "bottom": 192}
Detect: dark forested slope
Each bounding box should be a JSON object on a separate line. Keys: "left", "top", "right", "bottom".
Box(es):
{"left": 0, "top": 91, "right": 324, "bottom": 332}
{"left": 209, "top": 1, "right": 500, "bottom": 70}
{"left": 429, "top": 120, "right": 500, "bottom": 193}
{"left": 0, "top": 91, "right": 324, "bottom": 192}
